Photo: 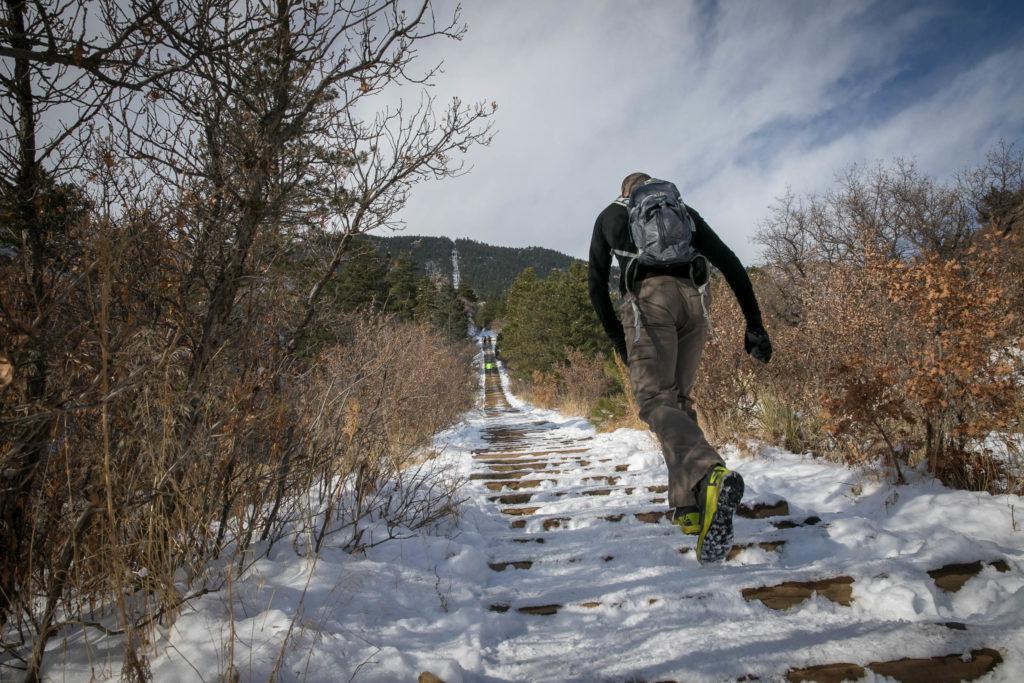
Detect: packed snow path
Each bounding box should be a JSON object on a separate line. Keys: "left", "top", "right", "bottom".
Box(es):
{"left": 72, "top": 344, "right": 1023, "bottom": 682}
{"left": 459, "top": 345, "right": 1023, "bottom": 682}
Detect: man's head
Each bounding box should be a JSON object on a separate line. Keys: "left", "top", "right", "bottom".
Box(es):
{"left": 621, "top": 172, "right": 651, "bottom": 198}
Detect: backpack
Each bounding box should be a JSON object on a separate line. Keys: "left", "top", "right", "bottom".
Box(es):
{"left": 625, "top": 179, "right": 698, "bottom": 267}
{"left": 612, "top": 179, "right": 708, "bottom": 341}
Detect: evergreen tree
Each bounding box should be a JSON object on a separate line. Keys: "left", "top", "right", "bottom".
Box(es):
{"left": 384, "top": 252, "right": 419, "bottom": 319}
{"left": 456, "top": 282, "right": 478, "bottom": 302}
{"left": 328, "top": 238, "right": 388, "bottom": 311}
{"left": 410, "top": 276, "right": 468, "bottom": 342}
{"left": 432, "top": 281, "right": 468, "bottom": 342}
{"left": 414, "top": 276, "right": 438, "bottom": 323}
{"left": 474, "top": 294, "right": 505, "bottom": 330}
{"left": 499, "top": 262, "right": 606, "bottom": 376}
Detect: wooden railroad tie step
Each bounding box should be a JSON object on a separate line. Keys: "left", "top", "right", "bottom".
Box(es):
{"left": 475, "top": 447, "right": 589, "bottom": 458}
{"left": 786, "top": 648, "right": 1003, "bottom": 683}
{"left": 635, "top": 510, "right": 671, "bottom": 524}
{"left": 772, "top": 516, "right": 822, "bottom": 529}
{"left": 738, "top": 500, "right": 790, "bottom": 519}
{"left": 928, "top": 559, "right": 1010, "bottom": 593}
{"left": 501, "top": 506, "right": 541, "bottom": 516}
{"left": 584, "top": 475, "right": 619, "bottom": 485}
{"left": 484, "top": 479, "right": 550, "bottom": 491}
{"left": 726, "top": 540, "right": 786, "bottom": 561}
{"left": 483, "top": 462, "right": 551, "bottom": 471}
{"left": 742, "top": 576, "right": 854, "bottom": 610}
{"left": 471, "top": 471, "right": 530, "bottom": 480}
{"left": 679, "top": 540, "right": 786, "bottom": 560}
{"left": 489, "top": 493, "right": 533, "bottom": 505}
{"left": 543, "top": 517, "right": 571, "bottom": 530}
{"left": 488, "top": 560, "right": 533, "bottom": 571}
{"left": 516, "top": 604, "right": 561, "bottom": 616}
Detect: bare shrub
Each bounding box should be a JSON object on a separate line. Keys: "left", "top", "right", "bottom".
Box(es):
{"left": 555, "top": 349, "right": 612, "bottom": 408}
{"left": 695, "top": 148, "right": 1024, "bottom": 491}
{"left": 291, "top": 314, "right": 475, "bottom": 552}
{"left": 1, "top": 0, "right": 491, "bottom": 677}
{"left": 511, "top": 349, "right": 629, "bottom": 426}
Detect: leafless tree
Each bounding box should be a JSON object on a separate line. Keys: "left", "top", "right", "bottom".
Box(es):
{"left": 2, "top": 1, "right": 492, "bottom": 679}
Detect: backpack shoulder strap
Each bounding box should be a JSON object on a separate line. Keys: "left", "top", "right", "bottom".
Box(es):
{"left": 612, "top": 196, "right": 637, "bottom": 259}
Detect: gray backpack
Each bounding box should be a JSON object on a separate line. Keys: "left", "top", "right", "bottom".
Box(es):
{"left": 613, "top": 179, "right": 707, "bottom": 341}
{"left": 624, "top": 179, "right": 697, "bottom": 266}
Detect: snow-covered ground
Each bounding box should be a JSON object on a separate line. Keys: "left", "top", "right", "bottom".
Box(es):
{"left": 44, "top": 354, "right": 1024, "bottom": 682}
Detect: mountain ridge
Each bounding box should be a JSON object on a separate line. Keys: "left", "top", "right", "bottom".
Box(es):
{"left": 366, "top": 234, "right": 581, "bottom": 300}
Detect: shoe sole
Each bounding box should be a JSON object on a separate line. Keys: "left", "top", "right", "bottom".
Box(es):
{"left": 697, "top": 470, "right": 745, "bottom": 564}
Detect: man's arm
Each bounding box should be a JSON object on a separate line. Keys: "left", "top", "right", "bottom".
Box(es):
{"left": 587, "top": 217, "right": 627, "bottom": 361}
{"left": 689, "top": 207, "right": 773, "bottom": 363}
{"left": 689, "top": 207, "right": 763, "bottom": 327}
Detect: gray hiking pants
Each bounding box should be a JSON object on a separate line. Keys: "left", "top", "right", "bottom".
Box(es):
{"left": 622, "top": 275, "right": 723, "bottom": 509}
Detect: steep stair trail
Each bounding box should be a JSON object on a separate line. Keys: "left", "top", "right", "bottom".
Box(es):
{"left": 464, "top": 344, "right": 1015, "bottom": 682}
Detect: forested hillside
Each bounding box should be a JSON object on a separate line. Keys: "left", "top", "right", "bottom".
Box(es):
{"left": 367, "top": 234, "right": 579, "bottom": 300}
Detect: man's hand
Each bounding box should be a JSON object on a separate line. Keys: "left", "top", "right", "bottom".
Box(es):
{"left": 744, "top": 324, "right": 772, "bottom": 364}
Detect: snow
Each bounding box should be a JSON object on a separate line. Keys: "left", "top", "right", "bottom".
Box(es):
{"left": 39, "top": 353, "right": 1024, "bottom": 682}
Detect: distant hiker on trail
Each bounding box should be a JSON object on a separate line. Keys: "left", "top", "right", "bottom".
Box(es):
{"left": 587, "top": 172, "right": 772, "bottom": 563}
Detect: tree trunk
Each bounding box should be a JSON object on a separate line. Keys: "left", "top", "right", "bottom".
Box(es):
{"left": 1, "top": 0, "right": 49, "bottom": 630}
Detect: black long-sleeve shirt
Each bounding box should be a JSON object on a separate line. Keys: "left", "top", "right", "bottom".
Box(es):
{"left": 587, "top": 199, "right": 763, "bottom": 352}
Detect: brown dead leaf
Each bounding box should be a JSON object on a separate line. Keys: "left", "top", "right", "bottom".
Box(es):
{"left": 0, "top": 353, "right": 11, "bottom": 389}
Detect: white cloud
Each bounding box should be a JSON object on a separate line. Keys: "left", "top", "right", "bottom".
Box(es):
{"left": 392, "top": 0, "right": 1024, "bottom": 263}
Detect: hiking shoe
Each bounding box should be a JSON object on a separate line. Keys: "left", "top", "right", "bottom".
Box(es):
{"left": 671, "top": 506, "right": 700, "bottom": 535}
{"left": 695, "top": 465, "right": 745, "bottom": 564}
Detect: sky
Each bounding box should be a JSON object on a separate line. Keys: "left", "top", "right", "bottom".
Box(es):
{"left": 391, "top": 0, "right": 1024, "bottom": 263}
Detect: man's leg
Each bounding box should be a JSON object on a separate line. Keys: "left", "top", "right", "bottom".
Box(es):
{"left": 676, "top": 282, "right": 708, "bottom": 421}
{"left": 623, "top": 277, "right": 721, "bottom": 509}
{"left": 672, "top": 279, "right": 722, "bottom": 500}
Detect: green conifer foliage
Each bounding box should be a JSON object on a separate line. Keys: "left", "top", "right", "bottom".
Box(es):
{"left": 433, "top": 282, "right": 469, "bottom": 342}
{"left": 328, "top": 238, "right": 389, "bottom": 311}
{"left": 474, "top": 294, "right": 505, "bottom": 330}
{"left": 499, "top": 262, "right": 605, "bottom": 376}
{"left": 384, "top": 252, "right": 419, "bottom": 319}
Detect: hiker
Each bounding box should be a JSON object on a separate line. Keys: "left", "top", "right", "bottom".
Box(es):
{"left": 587, "top": 172, "right": 772, "bottom": 563}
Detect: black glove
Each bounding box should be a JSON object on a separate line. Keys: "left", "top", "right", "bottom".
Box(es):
{"left": 744, "top": 324, "right": 772, "bottom": 364}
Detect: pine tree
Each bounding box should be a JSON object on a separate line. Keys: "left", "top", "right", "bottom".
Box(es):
{"left": 384, "top": 252, "right": 419, "bottom": 319}
{"left": 329, "top": 238, "right": 388, "bottom": 311}
{"left": 414, "top": 276, "right": 437, "bottom": 323}
{"left": 499, "top": 263, "right": 606, "bottom": 376}
{"left": 431, "top": 281, "right": 468, "bottom": 342}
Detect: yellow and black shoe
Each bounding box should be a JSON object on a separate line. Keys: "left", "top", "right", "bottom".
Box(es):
{"left": 695, "top": 465, "right": 745, "bottom": 564}
{"left": 671, "top": 506, "right": 700, "bottom": 535}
